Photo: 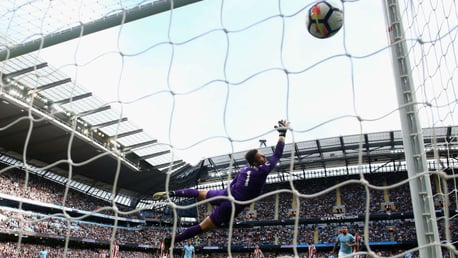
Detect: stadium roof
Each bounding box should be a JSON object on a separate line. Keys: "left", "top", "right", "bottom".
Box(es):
{"left": 0, "top": 0, "right": 208, "bottom": 208}
{"left": 0, "top": 51, "right": 201, "bottom": 207}
{"left": 200, "top": 125, "right": 458, "bottom": 186}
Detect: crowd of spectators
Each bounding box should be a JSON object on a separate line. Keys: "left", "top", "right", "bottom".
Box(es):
{"left": 0, "top": 168, "right": 143, "bottom": 218}
{"left": 0, "top": 168, "right": 456, "bottom": 257}
{"left": 0, "top": 206, "right": 432, "bottom": 246}
{"left": 0, "top": 241, "right": 155, "bottom": 258}
{"left": 2, "top": 240, "right": 424, "bottom": 258}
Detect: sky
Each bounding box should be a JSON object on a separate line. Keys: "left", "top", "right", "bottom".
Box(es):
{"left": 3, "top": 0, "right": 456, "bottom": 165}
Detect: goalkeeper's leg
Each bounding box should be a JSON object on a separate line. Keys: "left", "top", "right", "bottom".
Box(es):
{"left": 164, "top": 213, "right": 217, "bottom": 250}
{"left": 152, "top": 189, "right": 208, "bottom": 201}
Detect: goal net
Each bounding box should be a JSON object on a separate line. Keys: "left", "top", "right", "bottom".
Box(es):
{"left": 0, "top": 0, "right": 456, "bottom": 257}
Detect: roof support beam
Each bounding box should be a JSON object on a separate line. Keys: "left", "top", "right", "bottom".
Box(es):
{"left": 52, "top": 92, "right": 92, "bottom": 105}
{"left": 446, "top": 126, "right": 452, "bottom": 142}
{"left": 316, "top": 140, "right": 327, "bottom": 175}
{"left": 77, "top": 105, "right": 111, "bottom": 117}
{"left": 228, "top": 154, "right": 239, "bottom": 171}
{"left": 35, "top": 78, "right": 72, "bottom": 92}
{"left": 339, "top": 136, "right": 349, "bottom": 174}
{"left": 124, "top": 139, "right": 157, "bottom": 150}
{"left": 390, "top": 131, "right": 395, "bottom": 150}
{"left": 155, "top": 160, "right": 184, "bottom": 170}
{"left": 91, "top": 117, "right": 128, "bottom": 129}
{"left": 1, "top": 62, "right": 47, "bottom": 81}
{"left": 171, "top": 161, "right": 187, "bottom": 171}
{"left": 139, "top": 150, "right": 171, "bottom": 161}
{"left": 364, "top": 134, "right": 372, "bottom": 172}
{"left": 111, "top": 129, "right": 143, "bottom": 139}
{"left": 294, "top": 143, "right": 302, "bottom": 161}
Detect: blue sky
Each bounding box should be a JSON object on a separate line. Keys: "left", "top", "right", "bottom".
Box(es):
{"left": 29, "top": 0, "right": 445, "bottom": 165}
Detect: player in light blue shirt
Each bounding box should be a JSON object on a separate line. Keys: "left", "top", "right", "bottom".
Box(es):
{"left": 183, "top": 240, "right": 195, "bottom": 258}
{"left": 404, "top": 252, "right": 413, "bottom": 258}
{"left": 333, "top": 225, "right": 355, "bottom": 258}
{"left": 39, "top": 250, "right": 48, "bottom": 258}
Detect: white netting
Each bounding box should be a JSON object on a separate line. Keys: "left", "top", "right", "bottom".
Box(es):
{"left": 0, "top": 0, "right": 456, "bottom": 257}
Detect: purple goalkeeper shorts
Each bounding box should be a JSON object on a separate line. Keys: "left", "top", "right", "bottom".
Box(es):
{"left": 206, "top": 189, "right": 245, "bottom": 227}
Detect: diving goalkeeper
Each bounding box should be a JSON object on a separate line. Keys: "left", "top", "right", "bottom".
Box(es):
{"left": 154, "top": 120, "right": 289, "bottom": 252}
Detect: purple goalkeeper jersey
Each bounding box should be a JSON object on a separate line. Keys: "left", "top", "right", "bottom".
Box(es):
{"left": 229, "top": 140, "right": 285, "bottom": 201}
{"left": 207, "top": 140, "right": 285, "bottom": 226}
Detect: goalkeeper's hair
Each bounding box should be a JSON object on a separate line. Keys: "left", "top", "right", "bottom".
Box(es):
{"left": 245, "top": 149, "right": 258, "bottom": 166}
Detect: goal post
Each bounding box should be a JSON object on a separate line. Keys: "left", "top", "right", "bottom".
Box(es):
{"left": 383, "top": 1, "right": 442, "bottom": 257}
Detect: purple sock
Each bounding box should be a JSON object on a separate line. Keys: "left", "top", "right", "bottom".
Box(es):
{"left": 173, "top": 189, "right": 199, "bottom": 198}
{"left": 175, "top": 224, "right": 203, "bottom": 243}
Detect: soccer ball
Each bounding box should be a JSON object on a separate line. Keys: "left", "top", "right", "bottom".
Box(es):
{"left": 306, "top": 1, "right": 344, "bottom": 39}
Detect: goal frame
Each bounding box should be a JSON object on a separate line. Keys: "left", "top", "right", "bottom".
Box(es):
{"left": 383, "top": 1, "right": 442, "bottom": 257}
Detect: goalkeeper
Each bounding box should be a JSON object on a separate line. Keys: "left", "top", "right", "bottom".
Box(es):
{"left": 153, "top": 120, "right": 289, "bottom": 251}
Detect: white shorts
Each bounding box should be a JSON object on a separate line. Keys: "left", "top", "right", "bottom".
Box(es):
{"left": 338, "top": 252, "right": 353, "bottom": 258}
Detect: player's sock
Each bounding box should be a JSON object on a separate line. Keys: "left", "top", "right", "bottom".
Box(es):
{"left": 172, "top": 189, "right": 199, "bottom": 198}
{"left": 175, "top": 224, "right": 203, "bottom": 242}
{"left": 162, "top": 237, "right": 172, "bottom": 251}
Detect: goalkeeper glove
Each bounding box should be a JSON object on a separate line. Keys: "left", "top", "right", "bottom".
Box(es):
{"left": 274, "top": 120, "right": 287, "bottom": 137}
